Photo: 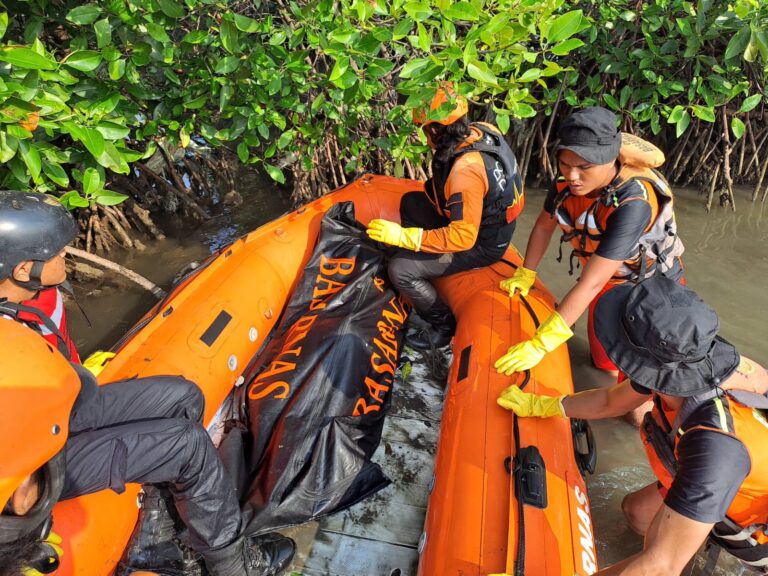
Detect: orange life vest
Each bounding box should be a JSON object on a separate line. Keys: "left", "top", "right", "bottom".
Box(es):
{"left": 641, "top": 390, "right": 768, "bottom": 570}
{"left": 0, "top": 318, "right": 78, "bottom": 544}
{"left": 429, "top": 123, "right": 525, "bottom": 228}
{"left": 551, "top": 167, "right": 684, "bottom": 282}
{"left": 0, "top": 292, "right": 78, "bottom": 363}
{"left": 549, "top": 136, "right": 684, "bottom": 283}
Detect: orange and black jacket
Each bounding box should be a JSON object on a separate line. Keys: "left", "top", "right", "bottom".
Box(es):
{"left": 420, "top": 123, "right": 524, "bottom": 253}
{"left": 641, "top": 389, "right": 768, "bottom": 569}
{"left": 548, "top": 166, "right": 684, "bottom": 283}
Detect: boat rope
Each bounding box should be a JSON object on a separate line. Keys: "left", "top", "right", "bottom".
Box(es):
{"left": 512, "top": 370, "right": 530, "bottom": 576}
{"left": 512, "top": 293, "right": 541, "bottom": 576}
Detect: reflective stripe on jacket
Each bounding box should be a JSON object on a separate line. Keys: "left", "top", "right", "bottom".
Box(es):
{"left": 20, "top": 288, "right": 80, "bottom": 363}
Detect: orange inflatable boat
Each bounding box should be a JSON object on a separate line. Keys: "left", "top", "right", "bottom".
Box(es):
{"left": 46, "top": 175, "right": 594, "bottom": 575}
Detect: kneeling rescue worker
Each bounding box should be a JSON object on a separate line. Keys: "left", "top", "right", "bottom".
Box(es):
{"left": 498, "top": 275, "right": 768, "bottom": 575}
{"left": 495, "top": 107, "right": 685, "bottom": 385}
{"left": 367, "top": 82, "right": 525, "bottom": 349}
{"left": 0, "top": 190, "right": 295, "bottom": 576}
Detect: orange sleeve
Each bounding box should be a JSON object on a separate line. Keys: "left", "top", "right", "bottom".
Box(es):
{"left": 420, "top": 151, "right": 488, "bottom": 253}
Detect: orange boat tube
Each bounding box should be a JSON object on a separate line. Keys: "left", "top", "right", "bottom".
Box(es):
{"left": 417, "top": 258, "right": 597, "bottom": 575}
{"left": 46, "top": 175, "right": 594, "bottom": 575}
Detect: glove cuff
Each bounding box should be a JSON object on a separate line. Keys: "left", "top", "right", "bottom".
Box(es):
{"left": 413, "top": 228, "right": 423, "bottom": 251}
{"left": 557, "top": 394, "right": 567, "bottom": 417}
{"left": 548, "top": 310, "right": 572, "bottom": 333}
{"left": 400, "top": 227, "right": 423, "bottom": 251}
{"left": 535, "top": 311, "right": 574, "bottom": 352}
{"left": 519, "top": 265, "right": 537, "bottom": 279}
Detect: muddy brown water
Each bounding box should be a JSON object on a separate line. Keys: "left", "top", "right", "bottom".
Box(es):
{"left": 69, "top": 170, "right": 293, "bottom": 353}
{"left": 69, "top": 178, "right": 766, "bottom": 574}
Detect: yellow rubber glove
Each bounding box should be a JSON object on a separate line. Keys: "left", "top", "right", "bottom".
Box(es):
{"left": 499, "top": 266, "right": 536, "bottom": 298}
{"left": 22, "top": 530, "right": 64, "bottom": 575}
{"left": 497, "top": 385, "right": 565, "bottom": 418}
{"left": 366, "top": 219, "right": 423, "bottom": 251}
{"left": 494, "top": 311, "right": 573, "bottom": 375}
{"left": 83, "top": 350, "right": 116, "bottom": 377}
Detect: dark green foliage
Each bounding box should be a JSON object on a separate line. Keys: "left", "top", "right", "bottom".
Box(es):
{"left": 0, "top": 0, "right": 764, "bottom": 208}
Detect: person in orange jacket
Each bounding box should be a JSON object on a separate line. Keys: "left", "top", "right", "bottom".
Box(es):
{"left": 0, "top": 191, "right": 295, "bottom": 576}
{"left": 497, "top": 276, "right": 768, "bottom": 575}
{"left": 495, "top": 107, "right": 684, "bottom": 391}
{"left": 367, "top": 84, "right": 525, "bottom": 349}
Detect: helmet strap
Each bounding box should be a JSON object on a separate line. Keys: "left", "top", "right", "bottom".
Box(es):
{"left": 10, "top": 260, "right": 47, "bottom": 292}
{"left": 10, "top": 259, "right": 78, "bottom": 296}
{"left": 60, "top": 279, "right": 93, "bottom": 329}
{"left": 7, "top": 264, "right": 92, "bottom": 335}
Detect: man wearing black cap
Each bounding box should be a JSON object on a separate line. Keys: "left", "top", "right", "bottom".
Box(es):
{"left": 494, "top": 107, "right": 685, "bottom": 405}
{"left": 497, "top": 276, "right": 768, "bottom": 575}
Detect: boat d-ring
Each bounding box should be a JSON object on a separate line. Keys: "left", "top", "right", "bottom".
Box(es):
{"left": 571, "top": 418, "right": 597, "bottom": 476}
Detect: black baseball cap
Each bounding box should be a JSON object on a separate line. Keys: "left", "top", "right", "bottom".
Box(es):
{"left": 594, "top": 276, "right": 740, "bottom": 397}
{"left": 556, "top": 107, "right": 621, "bottom": 165}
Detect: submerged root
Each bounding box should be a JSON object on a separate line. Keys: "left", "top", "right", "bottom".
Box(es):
{"left": 66, "top": 246, "right": 166, "bottom": 298}
{"left": 77, "top": 147, "right": 238, "bottom": 256}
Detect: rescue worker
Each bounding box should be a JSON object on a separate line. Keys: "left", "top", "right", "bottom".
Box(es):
{"left": 0, "top": 191, "right": 80, "bottom": 362}
{"left": 367, "top": 83, "right": 525, "bottom": 349}
{"left": 495, "top": 107, "right": 684, "bottom": 383}
{"left": 0, "top": 190, "right": 295, "bottom": 576}
{"left": 497, "top": 276, "right": 768, "bottom": 575}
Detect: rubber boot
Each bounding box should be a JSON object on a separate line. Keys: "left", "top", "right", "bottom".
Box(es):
{"left": 407, "top": 305, "right": 456, "bottom": 351}
{"left": 119, "top": 486, "right": 201, "bottom": 576}
{"left": 203, "top": 532, "right": 296, "bottom": 576}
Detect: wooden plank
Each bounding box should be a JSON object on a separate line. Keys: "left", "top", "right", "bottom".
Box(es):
{"left": 379, "top": 415, "right": 440, "bottom": 455}
{"left": 376, "top": 418, "right": 439, "bottom": 486}
{"left": 284, "top": 527, "right": 419, "bottom": 576}
{"left": 319, "top": 493, "right": 426, "bottom": 547}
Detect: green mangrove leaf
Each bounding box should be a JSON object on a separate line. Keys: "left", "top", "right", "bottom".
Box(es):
{"left": 730, "top": 117, "right": 745, "bottom": 139}
{"left": 66, "top": 5, "right": 102, "bottom": 25}
{"left": 0, "top": 47, "right": 56, "bottom": 70}
{"left": 64, "top": 50, "right": 102, "bottom": 72}
{"left": 91, "top": 189, "right": 128, "bottom": 205}
{"left": 546, "top": 10, "right": 583, "bottom": 44}
{"left": 739, "top": 94, "right": 762, "bottom": 113}
{"left": 42, "top": 160, "right": 69, "bottom": 187}
{"left": 157, "top": 0, "right": 185, "bottom": 19}
{"left": 264, "top": 163, "right": 286, "bottom": 183}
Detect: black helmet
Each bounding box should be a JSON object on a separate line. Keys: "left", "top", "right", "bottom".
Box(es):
{"left": 0, "top": 191, "right": 76, "bottom": 285}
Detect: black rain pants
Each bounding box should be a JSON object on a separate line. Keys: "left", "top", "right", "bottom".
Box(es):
{"left": 61, "top": 374, "right": 241, "bottom": 554}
